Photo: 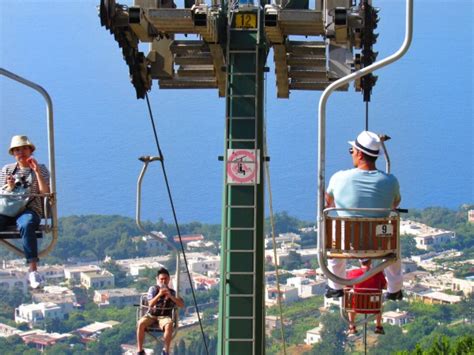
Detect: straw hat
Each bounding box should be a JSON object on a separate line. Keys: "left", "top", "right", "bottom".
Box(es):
{"left": 348, "top": 131, "right": 382, "bottom": 157}
{"left": 8, "top": 135, "right": 36, "bottom": 155}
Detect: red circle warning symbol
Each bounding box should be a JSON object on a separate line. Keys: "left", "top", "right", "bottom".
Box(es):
{"left": 227, "top": 149, "right": 259, "bottom": 184}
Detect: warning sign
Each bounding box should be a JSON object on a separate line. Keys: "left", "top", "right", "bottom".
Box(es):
{"left": 226, "top": 149, "right": 260, "bottom": 184}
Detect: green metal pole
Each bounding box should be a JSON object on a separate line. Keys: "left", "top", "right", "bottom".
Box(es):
{"left": 218, "top": 5, "right": 267, "bottom": 354}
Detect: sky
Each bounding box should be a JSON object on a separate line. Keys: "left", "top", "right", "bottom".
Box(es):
{"left": 0, "top": 0, "right": 473, "bottom": 223}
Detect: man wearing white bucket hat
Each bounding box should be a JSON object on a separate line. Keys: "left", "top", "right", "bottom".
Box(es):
{"left": 324, "top": 131, "right": 403, "bottom": 301}
{"left": 0, "top": 135, "right": 50, "bottom": 288}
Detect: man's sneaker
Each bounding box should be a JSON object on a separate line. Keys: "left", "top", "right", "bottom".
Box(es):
{"left": 137, "top": 350, "right": 145, "bottom": 355}
{"left": 161, "top": 350, "right": 169, "bottom": 355}
{"left": 29, "top": 271, "right": 44, "bottom": 289}
{"left": 325, "top": 286, "right": 344, "bottom": 298}
{"left": 386, "top": 290, "right": 403, "bottom": 301}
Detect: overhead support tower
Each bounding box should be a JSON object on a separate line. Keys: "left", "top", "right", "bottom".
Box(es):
{"left": 99, "top": 0, "right": 380, "bottom": 353}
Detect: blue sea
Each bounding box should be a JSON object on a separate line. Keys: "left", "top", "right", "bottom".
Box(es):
{"left": 1, "top": 0, "right": 473, "bottom": 223}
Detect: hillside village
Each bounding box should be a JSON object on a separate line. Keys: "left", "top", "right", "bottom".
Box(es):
{"left": 0, "top": 211, "right": 473, "bottom": 353}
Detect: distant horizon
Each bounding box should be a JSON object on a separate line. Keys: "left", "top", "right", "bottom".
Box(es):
{"left": 55, "top": 203, "right": 473, "bottom": 224}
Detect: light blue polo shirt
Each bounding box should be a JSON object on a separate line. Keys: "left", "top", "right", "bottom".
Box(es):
{"left": 327, "top": 168, "right": 400, "bottom": 216}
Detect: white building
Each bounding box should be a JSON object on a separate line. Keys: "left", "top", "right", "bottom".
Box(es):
{"left": 452, "top": 277, "right": 474, "bottom": 296}
{"left": 382, "top": 310, "right": 409, "bottom": 326}
{"left": 132, "top": 232, "right": 170, "bottom": 254}
{"left": 115, "top": 256, "right": 167, "bottom": 277}
{"left": 305, "top": 325, "right": 323, "bottom": 345}
{"left": 93, "top": 288, "right": 142, "bottom": 308}
{"left": 15, "top": 303, "right": 64, "bottom": 328}
{"left": 400, "top": 220, "right": 454, "bottom": 250}
{"left": 265, "top": 233, "right": 301, "bottom": 249}
{"left": 189, "top": 255, "right": 220, "bottom": 277}
{"left": 75, "top": 321, "right": 120, "bottom": 342}
{"left": 286, "top": 277, "right": 326, "bottom": 298}
{"left": 0, "top": 323, "right": 22, "bottom": 337}
{"left": 265, "top": 285, "right": 299, "bottom": 305}
{"left": 80, "top": 270, "right": 115, "bottom": 289}
{"left": 32, "top": 286, "right": 77, "bottom": 315}
{"left": 265, "top": 248, "right": 318, "bottom": 267}
{"left": 468, "top": 210, "right": 474, "bottom": 223}
{"left": 64, "top": 265, "right": 101, "bottom": 283}
{"left": 0, "top": 270, "right": 28, "bottom": 294}
{"left": 41, "top": 265, "right": 65, "bottom": 284}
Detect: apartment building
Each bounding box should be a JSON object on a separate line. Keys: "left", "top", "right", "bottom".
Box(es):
{"left": 80, "top": 270, "right": 115, "bottom": 289}
{"left": 93, "top": 288, "right": 141, "bottom": 308}
{"left": 15, "top": 303, "right": 64, "bottom": 328}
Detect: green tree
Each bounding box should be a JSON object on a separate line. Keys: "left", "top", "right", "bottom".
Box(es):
{"left": 282, "top": 250, "right": 303, "bottom": 270}
{"left": 178, "top": 338, "right": 186, "bottom": 354}
{"left": 309, "top": 312, "right": 346, "bottom": 354}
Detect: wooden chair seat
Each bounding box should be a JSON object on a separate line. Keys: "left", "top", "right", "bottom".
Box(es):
{"left": 324, "top": 215, "right": 399, "bottom": 259}
{"left": 342, "top": 288, "right": 383, "bottom": 314}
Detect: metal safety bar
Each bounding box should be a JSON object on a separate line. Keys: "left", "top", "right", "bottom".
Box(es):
{"left": 135, "top": 155, "right": 181, "bottom": 338}
{"left": 317, "top": 0, "right": 413, "bottom": 286}
{"left": 0, "top": 68, "right": 58, "bottom": 257}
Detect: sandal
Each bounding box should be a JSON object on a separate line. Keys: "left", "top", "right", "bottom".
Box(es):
{"left": 374, "top": 326, "right": 385, "bottom": 335}
{"left": 348, "top": 325, "right": 358, "bottom": 335}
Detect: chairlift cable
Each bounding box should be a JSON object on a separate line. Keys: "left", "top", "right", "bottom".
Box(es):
{"left": 365, "top": 101, "right": 369, "bottom": 131}
{"left": 144, "top": 93, "right": 209, "bottom": 355}
{"left": 364, "top": 315, "right": 368, "bottom": 355}
{"left": 263, "top": 72, "right": 288, "bottom": 355}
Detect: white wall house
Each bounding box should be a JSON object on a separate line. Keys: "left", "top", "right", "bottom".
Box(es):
{"left": 265, "top": 285, "right": 298, "bottom": 306}
{"left": 401, "top": 220, "right": 454, "bottom": 250}
{"left": 15, "top": 303, "right": 64, "bottom": 328}
{"left": 305, "top": 325, "right": 323, "bottom": 345}
{"left": 0, "top": 271, "right": 28, "bottom": 294}
{"left": 64, "top": 265, "right": 101, "bottom": 283}
{"left": 80, "top": 270, "right": 115, "bottom": 289}
{"left": 93, "top": 288, "right": 142, "bottom": 308}
{"left": 382, "top": 310, "right": 409, "bottom": 326}
{"left": 452, "top": 277, "right": 474, "bottom": 296}
{"left": 189, "top": 256, "right": 220, "bottom": 276}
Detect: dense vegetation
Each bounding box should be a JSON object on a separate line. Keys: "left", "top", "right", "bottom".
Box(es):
{"left": 0, "top": 206, "right": 472, "bottom": 353}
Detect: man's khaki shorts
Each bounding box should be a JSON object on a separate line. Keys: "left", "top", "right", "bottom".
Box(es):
{"left": 141, "top": 314, "right": 173, "bottom": 331}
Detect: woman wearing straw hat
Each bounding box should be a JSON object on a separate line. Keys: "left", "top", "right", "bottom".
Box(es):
{"left": 0, "top": 135, "right": 50, "bottom": 288}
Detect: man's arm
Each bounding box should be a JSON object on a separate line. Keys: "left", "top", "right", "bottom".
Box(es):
{"left": 168, "top": 293, "right": 184, "bottom": 309}
{"left": 325, "top": 193, "right": 335, "bottom": 208}
{"left": 392, "top": 195, "right": 401, "bottom": 209}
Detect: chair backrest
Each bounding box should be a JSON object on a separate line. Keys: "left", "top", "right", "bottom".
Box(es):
{"left": 324, "top": 213, "right": 399, "bottom": 259}
{"left": 342, "top": 288, "right": 383, "bottom": 314}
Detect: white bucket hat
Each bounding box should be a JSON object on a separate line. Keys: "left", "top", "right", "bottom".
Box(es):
{"left": 8, "top": 135, "right": 36, "bottom": 155}
{"left": 348, "top": 131, "right": 382, "bottom": 157}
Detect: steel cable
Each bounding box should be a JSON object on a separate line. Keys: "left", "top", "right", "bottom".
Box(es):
{"left": 144, "top": 93, "right": 209, "bottom": 355}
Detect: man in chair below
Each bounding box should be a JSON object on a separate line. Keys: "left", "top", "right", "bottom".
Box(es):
{"left": 346, "top": 258, "right": 387, "bottom": 335}
{"left": 325, "top": 131, "right": 403, "bottom": 301}
{"left": 137, "top": 267, "right": 184, "bottom": 355}
{"left": 0, "top": 135, "right": 50, "bottom": 289}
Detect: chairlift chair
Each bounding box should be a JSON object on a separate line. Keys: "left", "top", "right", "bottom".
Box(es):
{"left": 0, "top": 68, "right": 58, "bottom": 258}
{"left": 319, "top": 138, "right": 403, "bottom": 287}
{"left": 316, "top": 0, "right": 413, "bottom": 288}
{"left": 340, "top": 287, "right": 383, "bottom": 327}
{"left": 135, "top": 155, "right": 181, "bottom": 338}
{"left": 136, "top": 293, "right": 179, "bottom": 340}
